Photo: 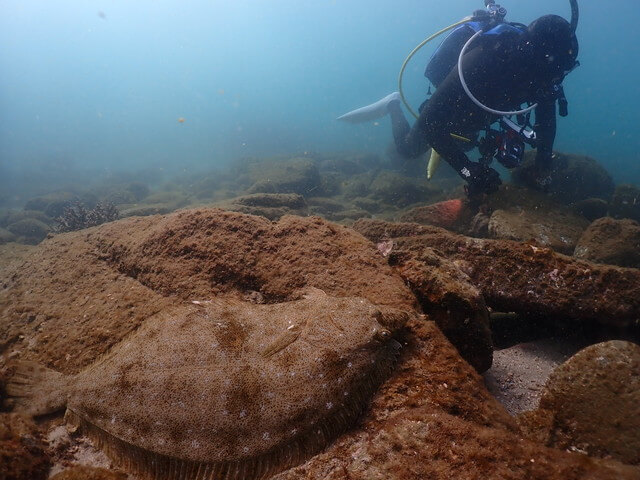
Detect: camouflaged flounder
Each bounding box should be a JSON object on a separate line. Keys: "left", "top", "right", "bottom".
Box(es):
{"left": 8, "top": 290, "right": 401, "bottom": 480}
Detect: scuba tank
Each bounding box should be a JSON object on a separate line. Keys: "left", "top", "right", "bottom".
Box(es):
{"left": 425, "top": 3, "right": 525, "bottom": 89}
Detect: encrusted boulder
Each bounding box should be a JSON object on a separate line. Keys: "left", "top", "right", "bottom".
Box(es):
{"left": 2, "top": 208, "right": 640, "bottom": 479}
{"left": 369, "top": 170, "right": 436, "bottom": 207}
{"left": 610, "top": 184, "right": 640, "bottom": 222}
{"left": 574, "top": 217, "right": 640, "bottom": 268}
{"left": 118, "top": 191, "right": 189, "bottom": 217}
{"left": 0, "top": 209, "right": 416, "bottom": 375}
{"left": 390, "top": 245, "right": 493, "bottom": 372}
{"left": 354, "top": 219, "right": 640, "bottom": 327}
{"left": 273, "top": 320, "right": 640, "bottom": 480}
{"left": 530, "top": 341, "right": 640, "bottom": 465}
{"left": 216, "top": 193, "right": 309, "bottom": 220}
{"left": 0, "top": 227, "right": 16, "bottom": 245}
{"left": 488, "top": 207, "right": 588, "bottom": 254}
{"left": 7, "top": 218, "right": 50, "bottom": 244}
{"left": 512, "top": 152, "right": 615, "bottom": 204}
{"left": 0, "top": 413, "right": 50, "bottom": 480}
{"left": 317, "top": 152, "right": 381, "bottom": 176}
{"left": 246, "top": 158, "right": 322, "bottom": 196}
{"left": 399, "top": 198, "right": 467, "bottom": 229}
{"left": 24, "top": 191, "right": 80, "bottom": 218}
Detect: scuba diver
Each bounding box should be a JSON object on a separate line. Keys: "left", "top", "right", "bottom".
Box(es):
{"left": 338, "top": 0, "right": 580, "bottom": 198}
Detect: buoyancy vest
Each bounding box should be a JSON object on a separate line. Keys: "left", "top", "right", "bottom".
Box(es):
{"left": 424, "top": 21, "right": 526, "bottom": 88}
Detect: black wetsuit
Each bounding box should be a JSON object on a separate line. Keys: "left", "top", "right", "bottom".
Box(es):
{"left": 389, "top": 29, "right": 561, "bottom": 190}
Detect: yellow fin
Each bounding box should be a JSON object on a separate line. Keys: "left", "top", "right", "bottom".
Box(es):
{"left": 427, "top": 149, "right": 441, "bottom": 180}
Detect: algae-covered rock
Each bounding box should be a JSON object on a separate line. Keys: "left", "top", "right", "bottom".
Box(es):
{"left": 326, "top": 208, "right": 371, "bottom": 223}
{"left": 5, "top": 210, "right": 54, "bottom": 227}
{"left": 391, "top": 246, "right": 493, "bottom": 372}
{"left": 572, "top": 197, "right": 610, "bottom": 221}
{"left": 24, "top": 191, "right": 80, "bottom": 218}
{"left": 246, "top": 158, "right": 322, "bottom": 196}
{"left": 610, "top": 184, "right": 640, "bottom": 222}
{"left": 513, "top": 152, "right": 615, "bottom": 204}
{"left": 0, "top": 413, "right": 50, "bottom": 480}
{"left": 538, "top": 341, "right": 640, "bottom": 465}
{"left": 354, "top": 218, "right": 640, "bottom": 327}
{"left": 369, "top": 170, "right": 436, "bottom": 207}
{"left": 488, "top": 207, "right": 589, "bottom": 254}
{"left": 217, "top": 193, "right": 309, "bottom": 220}
{"left": 351, "top": 197, "right": 382, "bottom": 214}
{"left": 119, "top": 191, "right": 189, "bottom": 217}
{"left": 307, "top": 197, "right": 345, "bottom": 216}
{"left": 0, "top": 227, "right": 16, "bottom": 244}
{"left": 342, "top": 173, "right": 374, "bottom": 200}
{"left": 104, "top": 189, "right": 138, "bottom": 206}
{"left": 125, "top": 182, "right": 150, "bottom": 201}
{"left": 317, "top": 153, "right": 380, "bottom": 175}
{"left": 574, "top": 217, "right": 640, "bottom": 268}
{"left": 7, "top": 218, "right": 50, "bottom": 244}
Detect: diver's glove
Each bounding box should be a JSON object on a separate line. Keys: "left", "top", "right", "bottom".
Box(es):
{"left": 464, "top": 163, "right": 502, "bottom": 197}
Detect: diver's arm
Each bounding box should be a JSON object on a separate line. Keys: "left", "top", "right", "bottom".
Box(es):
{"left": 533, "top": 99, "right": 556, "bottom": 169}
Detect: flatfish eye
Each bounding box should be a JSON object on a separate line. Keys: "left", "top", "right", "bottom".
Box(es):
{"left": 374, "top": 329, "right": 392, "bottom": 342}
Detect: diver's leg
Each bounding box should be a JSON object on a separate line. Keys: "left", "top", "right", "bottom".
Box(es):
{"left": 422, "top": 95, "right": 500, "bottom": 194}
{"left": 388, "top": 100, "right": 431, "bottom": 159}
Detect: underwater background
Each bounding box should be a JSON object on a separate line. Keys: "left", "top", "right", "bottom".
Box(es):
{"left": 1, "top": 0, "right": 638, "bottom": 204}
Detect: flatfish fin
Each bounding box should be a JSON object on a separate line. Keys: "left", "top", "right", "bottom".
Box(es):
{"left": 261, "top": 320, "right": 306, "bottom": 358}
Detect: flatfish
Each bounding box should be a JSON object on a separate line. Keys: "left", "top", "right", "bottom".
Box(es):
{"left": 7, "top": 289, "right": 401, "bottom": 480}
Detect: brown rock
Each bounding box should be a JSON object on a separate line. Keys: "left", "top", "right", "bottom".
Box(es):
{"left": 92, "top": 209, "right": 416, "bottom": 313}
{"left": 0, "top": 413, "right": 50, "bottom": 480}
{"left": 354, "top": 219, "right": 640, "bottom": 327}
{"left": 610, "top": 184, "right": 640, "bottom": 222}
{"left": 273, "top": 321, "right": 639, "bottom": 480}
{"left": 391, "top": 247, "right": 492, "bottom": 372}
{"left": 513, "top": 151, "right": 615, "bottom": 204}
{"left": 539, "top": 341, "right": 640, "bottom": 465}
{"left": 7, "top": 218, "right": 50, "bottom": 245}
{"left": 1, "top": 208, "right": 638, "bottom": 479}
{"left": 488, "top": 207, "right": 588, "bottom": 254}
{"left": 0, "top": 227, "right": 16, "bottom": 245}
{"left": 572, "top": 197, "right": 609, "bottom": 222}
{"left": 574, "top": 217, "right": 640, "bottom": 268}
{"left": 50, "top": 466, "right": 126, "bottom": 480}
{"left": 217, "top": 193, "right": 309, "bottom": 220}
{"left": 0, "top": 209, "right": 416, "bottom": 375}
{"left": 245, "top": 157, "right": 321, "bottom": 196}
{"left": 0, "top": 227, "right": 174, "bottom": 374}
{"left": 369, "top": 170, "right": 435, "bottom": 207}
{"left": 399, "top": 198, "right": 467, "bottom": 229}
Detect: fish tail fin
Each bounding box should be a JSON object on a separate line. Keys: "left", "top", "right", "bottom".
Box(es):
{"left": 5, "top": 361, "right": 68, "bottom": 416}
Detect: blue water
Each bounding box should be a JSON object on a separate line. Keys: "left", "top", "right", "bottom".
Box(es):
{"left": 1, "top": 0, "right": 639, "bottom": 198}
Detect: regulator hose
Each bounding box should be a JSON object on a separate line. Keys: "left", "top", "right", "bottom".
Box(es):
{"left": 458, "top": 30, "right": 538, "bottom": 117}
{"left": 570, "top": 0, "right": 579, "bottom": 33}
{"left": 398, "top": 17, "right": 473, "bottom": 119}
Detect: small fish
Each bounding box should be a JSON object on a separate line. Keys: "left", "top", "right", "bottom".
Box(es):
{"left": 177, "top": 117, "right": 185, "bottom": 124}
